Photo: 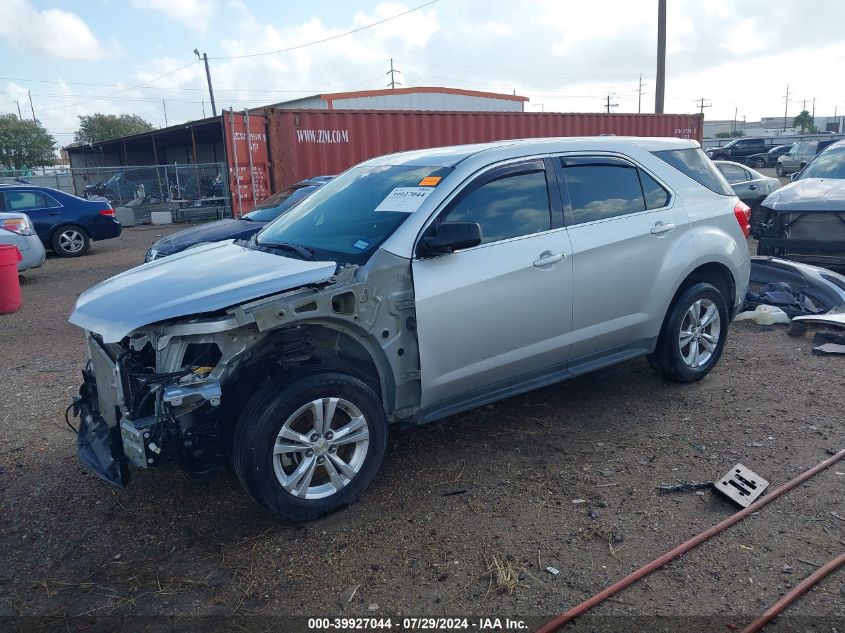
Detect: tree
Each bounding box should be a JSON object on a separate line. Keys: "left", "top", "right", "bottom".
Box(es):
{"left": 793, "top": 110, "right": 815, "bottom": 133}
{"left": 0, "top": 114, "right": 56, "bottom": 171}
{"left": 74, "top": 113, "right": 155, "bottom": 144}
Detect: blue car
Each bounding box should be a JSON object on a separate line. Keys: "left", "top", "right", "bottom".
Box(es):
{"left": 0, "top": 184, "right": 121, "bottom": 257}
{"left": 145, "top": 176, "right": 332, "bottom": 262}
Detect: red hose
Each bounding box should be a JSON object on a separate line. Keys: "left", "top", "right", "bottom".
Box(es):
{"left": 739, "top": 551, "right": 845, "bottom": 633}
{"left": 536, "top": 448, "right": 845, "bottom": 633}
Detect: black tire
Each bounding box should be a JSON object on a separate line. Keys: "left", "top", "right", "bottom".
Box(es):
{"left": 648, "top": 282, "right": 729, "bottom": 383}
{"left": 51, "top": 224, "right": 90, "bottom": 257}
{"left": 233, "top": 372, "right": 387, "bottom": 522}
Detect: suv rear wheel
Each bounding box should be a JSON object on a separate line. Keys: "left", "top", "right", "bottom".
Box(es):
{"left": 648, "top": 282, "right": 729, "bottom": 382}
{"left": 233, "top": 372, "right": 387, "bottom": 521}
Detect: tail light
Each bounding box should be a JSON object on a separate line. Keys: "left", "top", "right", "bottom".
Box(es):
{"left": 0, "top": 216, "right": 34, "bottom": 236}
{"left": 99, "top": 207, "right": 115, "bottom": 217}
{"left": 733, "top": 201, "right": 751, "bottom": 238}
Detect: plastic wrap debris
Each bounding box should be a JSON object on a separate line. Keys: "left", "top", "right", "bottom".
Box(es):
{"left": 745, "top": 257, "right": 845, "bottom": 318}
{"left": 734, "top": 304, "right": 791, "bottom": 325}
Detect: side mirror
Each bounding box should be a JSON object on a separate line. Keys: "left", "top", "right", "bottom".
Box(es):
{"left": 418, "top": 222, "right": 482, "bottom": 257}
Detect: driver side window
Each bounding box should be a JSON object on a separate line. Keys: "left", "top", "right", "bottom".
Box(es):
{"left": 440, "top": 169, "right": 551, "bottom": 245}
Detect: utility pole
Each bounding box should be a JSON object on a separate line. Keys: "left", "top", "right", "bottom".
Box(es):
{"left": 696, "top": 97, "right": 711, "bottom": 117}
{"left": 201, "top": 100, "right": 206, "bottom": 118}
{"left": 194, "top": 49, "right": 217, "bottom": 116}
{"left": 605, "top": 94, "right": 618, "bottom": 114}
{"left": 732, "top": 107, "right": 737, "bottom": 134}
{"left": 387, "top": 58, "right": 402, "bottom": 89}
{"left": 638, "top": 74, "right": 644, "bottom": 114}
{"left": 162, "top": 99, "right": 168, "bottom": 127}
{"left": 783, "top": 84, "right": 790, "bottom": 130}
{"left": 655, "top": 0, "right": 666, "bottom": 113}
{"left": 28, "top": 90, "right": 36, "bottom": 122}
{"left": 811, "top": 97, "right": 815, "bottom": 119}
{"left": 802, "top": 99, "right": 807, "bottom": 113}
{"left": 14, "top": 101, "right": 22, "bottom": 120}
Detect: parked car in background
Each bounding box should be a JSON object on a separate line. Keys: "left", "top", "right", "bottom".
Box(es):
{"left": 757, "top": 140, "right": 845, "bottom": 268}
{"left": 82, "top": 168, "right": 164, "bottom": 204}
{"left": 744, "top": 144, "right": 793, "bottom": 169}
{"left": 144, "top": 176, "right": 333, "bottom": 262}
{"left": 0, "top": 185, "right": 121, "bottom": 257}
{"left": 70, "top": 137, "right": 750, "bottom": 521}
{"left": 714, "top": 161, "right": 780, "bottom": 210}
{"left": 776, "top": 139, "right": 837, "bottom": 176}
{"left": 706, "top": 137, "right": 766, "bottom": 162}
{"left": 0, "top": 212, "right": 46, "bottom": 271}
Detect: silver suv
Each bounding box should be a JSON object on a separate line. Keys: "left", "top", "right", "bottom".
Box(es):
{"left": 69, "top": 137, "right": 750, "bottom": 521}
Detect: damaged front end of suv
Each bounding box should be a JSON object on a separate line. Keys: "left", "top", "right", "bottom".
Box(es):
{"left": 70, "top": 240, "right": 422, "bottom": 489}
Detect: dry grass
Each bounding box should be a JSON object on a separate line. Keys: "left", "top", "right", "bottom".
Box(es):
{"left": 486, "top": 555, "right": 521, "bottom": 595}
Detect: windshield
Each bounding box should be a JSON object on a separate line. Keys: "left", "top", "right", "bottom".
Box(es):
{"left": 797, "top": 148, "right": 845, "bottom": 180}
{"left": 243, "top": 185, "right": 318, "bottom": 222}
{"left": 257, "top": 164, "right": 451, "bottom": 263}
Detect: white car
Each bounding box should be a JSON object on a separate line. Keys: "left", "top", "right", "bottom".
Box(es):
{"left": 0, "top": 212, "right": 46, "bottom": 271}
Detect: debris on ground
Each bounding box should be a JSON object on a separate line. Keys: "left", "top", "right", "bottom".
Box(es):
{"left": 545, "top": 566, "right": 560, "bottom": 577}
{"left": 734, "top": 304, "right": 791, "bottom": 325}
{"left": 812, "top": 343, "right": 845, "bottom": 356}
{"left": 715, "top": 464, "right": 769, "bottom": 508}
{"left": 657, "top": 481, "right": 713, "bottom": 493}
{"left": 487, "top": 555, "right": 521, "bottom": 595}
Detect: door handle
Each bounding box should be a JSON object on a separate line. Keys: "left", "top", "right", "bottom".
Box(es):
{"left": 533, "top": 251, "right": 566, "bottom": 268}
{"left": 748, "top": 184, "right": 757, "bottom": 190}
{"left": 48, "top": 211, "right": 61, "bottom": 216}
{"left": 650, "top": 221, "right": 676, "bottom": 235}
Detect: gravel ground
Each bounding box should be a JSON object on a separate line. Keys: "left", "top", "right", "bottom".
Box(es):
{"left": 1, "top": 226, "right": 843, "bottom": 631}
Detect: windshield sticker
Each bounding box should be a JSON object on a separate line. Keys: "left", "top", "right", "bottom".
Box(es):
{"left": 419, "top": 176, "right": 442, "bottom": 186}
{"left": 351, "top": 239, "right": 370, "bottom": 251}
{"left": 374, "top": 187, "right": 434, "bottom": 213}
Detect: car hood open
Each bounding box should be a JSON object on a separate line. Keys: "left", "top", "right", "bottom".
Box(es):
{"left": 762, "top": 178, "right": 845, "bottom": 211}
{"left": 70, "top": 240, "right": 337, "bottom": 342}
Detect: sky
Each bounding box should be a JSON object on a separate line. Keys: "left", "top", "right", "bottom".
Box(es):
{"left": 2, "top": 0, "right": 844, "bottom": 146}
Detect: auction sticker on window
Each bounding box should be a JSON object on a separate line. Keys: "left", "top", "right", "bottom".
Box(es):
{"left": 374, "top": 187, "right": 434, "bottom": 213}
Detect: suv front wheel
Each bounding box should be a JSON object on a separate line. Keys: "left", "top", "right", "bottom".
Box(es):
{"left": 648, "top": 282, "right": 729, "bottom": 382}
{"left": 233, "top": 372, "right": 387, "bottom": 521}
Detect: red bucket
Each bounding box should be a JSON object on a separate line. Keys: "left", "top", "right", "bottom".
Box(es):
{"left": 0, "top": 244, "right": 22, "bottom": 315}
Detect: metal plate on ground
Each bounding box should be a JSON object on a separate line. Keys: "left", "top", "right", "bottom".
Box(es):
{"left": 715, "top": 463, "right": 769, "bottom": 507}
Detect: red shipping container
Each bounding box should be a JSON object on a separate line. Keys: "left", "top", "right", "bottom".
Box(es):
{"left": 267, "top": 109, "right": 703, "bottom": 189}
{"left": 223, "top": 111, "right": 272, "bottom": 217}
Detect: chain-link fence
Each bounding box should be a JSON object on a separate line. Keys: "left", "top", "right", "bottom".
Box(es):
{"left": 0, "top": 168, "right": 74, "bottom": 193}
{"left": 69, "top": 163, "right": 231, "bottom": 223}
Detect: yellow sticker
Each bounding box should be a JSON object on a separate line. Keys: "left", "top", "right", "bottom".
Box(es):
{"left": 419, "top": 176, "right": 442, "bottom": 187}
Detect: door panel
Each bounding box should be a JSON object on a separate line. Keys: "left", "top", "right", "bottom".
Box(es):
{"left": 412, "top": 160, "right": 572, "bottom": 410}
{"left": 2, "top": 190, "right": 63, "bottom": 239}
{"left": 555, "top": 155, "right": 690, "bottom": 360}
{"left": 413, "top": 229, "right": 573, "bottom": 408}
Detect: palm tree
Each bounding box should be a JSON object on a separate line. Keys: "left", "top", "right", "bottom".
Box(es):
{"left": 793, "top": 110, "right": 815, "bottom": 133}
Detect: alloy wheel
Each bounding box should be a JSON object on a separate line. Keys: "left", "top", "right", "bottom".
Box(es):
{"left": 272, "top": 397, "right": 370, "bottom": 500}
{"left": 678, "top": 299, "right": 721, "bottom": 368}
{"left": 59, "top": 229, "right": 86, "bottom": 254}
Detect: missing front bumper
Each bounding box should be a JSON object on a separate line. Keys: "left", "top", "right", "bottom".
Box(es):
{"left": 75, "top": 372, "right": 130, "bottom": 488}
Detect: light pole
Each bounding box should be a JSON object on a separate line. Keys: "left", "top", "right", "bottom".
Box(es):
{"left": 194, "top": 49, "right": 217, "bottom": 117}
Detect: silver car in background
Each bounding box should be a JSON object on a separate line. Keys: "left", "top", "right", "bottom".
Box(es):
{"left": 0, "top": 212, "right": 46, "bottom": 272}
{"left": 69, "top": 137, "right": 750, "bottom": 521}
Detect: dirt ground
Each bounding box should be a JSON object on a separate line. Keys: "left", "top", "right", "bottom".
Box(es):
{"left": 1, "top": 225, "right": 843, "bottom": 632}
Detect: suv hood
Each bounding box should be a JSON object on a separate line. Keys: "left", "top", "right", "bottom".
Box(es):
{"left": 70, "top": 241, "right": 337, "bottom": 342}
{"left": 762, "top": 178, "right": 845, "bottom": 211}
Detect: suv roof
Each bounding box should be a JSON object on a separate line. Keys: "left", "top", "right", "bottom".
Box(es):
{"left": 367, "top": 136, "right": 698, "bottom": 168}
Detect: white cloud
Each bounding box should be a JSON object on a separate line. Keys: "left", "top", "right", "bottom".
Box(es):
{"left": 0, "top": 0, "right": 107, "bottom": 60}
{"left": 131, "top": 0, "right": 218, "bottom": 32}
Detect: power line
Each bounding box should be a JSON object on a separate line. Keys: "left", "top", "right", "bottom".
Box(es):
{"left": 209, "top": 0, "right": 440, "bottom": 60}
{"left": 35, "top": 60, "right": 198, "bottom": 112}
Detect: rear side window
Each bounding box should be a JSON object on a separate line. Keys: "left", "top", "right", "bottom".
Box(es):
{"left": 717, "top": 163, "right": 749, "bottom": 184}
{"left": 562, "top": 163, "right": 645, "bottom": 224}
{"left": 652, "top": 148, "right": 734, "bottom": 196}
{"left": 443, "top": 170, "right": 551, "bottom": 244}
{"left": 3, "top": 191, "right": 45, "bottom": 211}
